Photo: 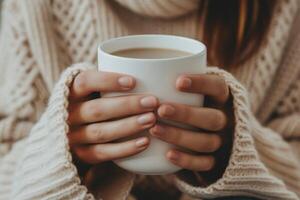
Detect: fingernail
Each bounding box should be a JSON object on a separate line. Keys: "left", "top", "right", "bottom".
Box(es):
{"left": 151, "top": 125, "right": 165, "bottom": 136}
{"left": 118, "top": 76, "right": 134, "bottom": 88}
{"left": 178, "top": 77, "right": 192, "bottom": 89}
{"left": 137, "top": 113, "right": 155, "bottom": 125}
{"left": 140, "top": 96, "right": 157, "bottom": 108}
{"left": 160, "top": 105, "right": 175, "bottom": 116}
{"left": 136, "top": 137, "right": 149, "bottom": 147}
{"left": 168, "top": 151, "right": 180, "bottom": 161}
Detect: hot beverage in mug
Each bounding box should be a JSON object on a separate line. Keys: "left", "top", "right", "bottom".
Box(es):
{"left": 98, "top": 35, "right": 206, "bottom": 175}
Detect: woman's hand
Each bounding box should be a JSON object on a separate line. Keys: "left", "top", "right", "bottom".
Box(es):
{"left": 150, "top": 74, "right": 233, "bottom": 175}
{"left": 68, "top": 69, "right": 159, "bottom": 165}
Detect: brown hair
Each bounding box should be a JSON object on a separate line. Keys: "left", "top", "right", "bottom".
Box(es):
{"left": 199, "top": 0, "right": 276, "bottom": 68}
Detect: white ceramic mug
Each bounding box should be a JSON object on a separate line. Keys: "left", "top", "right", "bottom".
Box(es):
{"left": 98, "top": 34, "right": 206, "bottom": 175}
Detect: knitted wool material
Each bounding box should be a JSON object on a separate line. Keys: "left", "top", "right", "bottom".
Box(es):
{"left": 0, "top": 0, "right": 299, "bottom": 200}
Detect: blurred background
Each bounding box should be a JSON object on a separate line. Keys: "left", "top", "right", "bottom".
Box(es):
{"left": 0, "top": 0, "right": 2, "bottom": 26}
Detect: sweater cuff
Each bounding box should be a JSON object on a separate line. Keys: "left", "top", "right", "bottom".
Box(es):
{"left": 172, "top": 67, "right": 298, "bottom": 200}
{"left": 12, "top": 63, "right": 96, "bottom": 200}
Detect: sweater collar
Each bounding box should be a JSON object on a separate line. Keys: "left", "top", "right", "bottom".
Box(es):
{"left": 114, "top": 0, "right": 200, "bottom": 19}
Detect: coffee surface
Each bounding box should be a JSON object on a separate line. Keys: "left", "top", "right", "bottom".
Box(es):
{"left": 112, "top": 48, "right": 192, "bottom": 59}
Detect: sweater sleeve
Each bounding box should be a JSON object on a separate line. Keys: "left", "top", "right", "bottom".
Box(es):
{"left": 267, "top": 69, "right": 300, "bottom": 141}
{"left": 0, "top": 1, "right": 136, "bottom": 199}
{"left": 0, "top": 63, "right": 94, "bottom": 200}
{"left": 172, "top": 67, "right": 300, "bottom": 200}
{"left": 268, "top": 113, "right": 300, "bottom": 139}
{"left": 1, "top": 62, "right": 138, "bottom": 200}
{"left": 0, "top": 3, "right": 95, "bottom": 199}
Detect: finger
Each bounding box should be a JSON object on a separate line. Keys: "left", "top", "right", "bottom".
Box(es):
{"left": 150, "top": 124, "right": 221, "bottom": 153}
{"left": 176, "top": 74, "right": 229, "bottom": 104}
{"left": 68, "top": 95, "right": 158, "bottom": 125}
{"left": 167, "top": 150, "right": 215, "bottom": 171}
{"left": 73, "top": 137, "right": 150, "bottom": 164}
{"left": 70, "top": 70, "right": 136, "bottom": 99}
{"left": 157, "top": 103, "right": 227, "bottom": 131}
{"left": 69, "top": 112, "right": 156, "bottom": 144}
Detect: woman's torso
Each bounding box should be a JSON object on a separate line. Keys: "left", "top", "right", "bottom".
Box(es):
{"left": 49, "top": 0, "right": 299, "bottom": 117}
{"left": 2, "top": 0, "right": 299, "bottom": 199}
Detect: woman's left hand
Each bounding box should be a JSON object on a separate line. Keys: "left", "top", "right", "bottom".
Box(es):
{"left": 150, "top": 74, "right": 233, "bottom": 172}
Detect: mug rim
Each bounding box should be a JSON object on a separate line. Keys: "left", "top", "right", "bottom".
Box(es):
{"left": 98, "top": 34, "right": 206, "bottom": 62}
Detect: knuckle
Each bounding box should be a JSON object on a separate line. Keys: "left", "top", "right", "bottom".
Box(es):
{"left": 172, "top": 128, "right": 182, "bottom": 142}
{"left": 87, "top": 102, "right": 104, "bottom": 120}
{"left": 166, "top": 127, "right": 181, "bottom": 143}
{"left": 89, "top": 125, "right": 107, "bottom": 142}
{"left": 181, "top": 105, "right": 192, "bottom": 122}
{"left": 120, "top": 96, "right": 131, "bottom": 109}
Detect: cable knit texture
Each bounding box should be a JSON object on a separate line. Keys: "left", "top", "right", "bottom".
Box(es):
{"left": 0, "top": 0, "right": 299, "bottom": 200}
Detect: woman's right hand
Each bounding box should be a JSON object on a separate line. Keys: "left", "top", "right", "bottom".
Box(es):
{"left": 67, "top": 69, "right": 158, "bottom": 164}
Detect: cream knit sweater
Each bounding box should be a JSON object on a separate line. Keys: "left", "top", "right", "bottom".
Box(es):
{"left": 0, "top": 0, "right": 299, "bottom": 200}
